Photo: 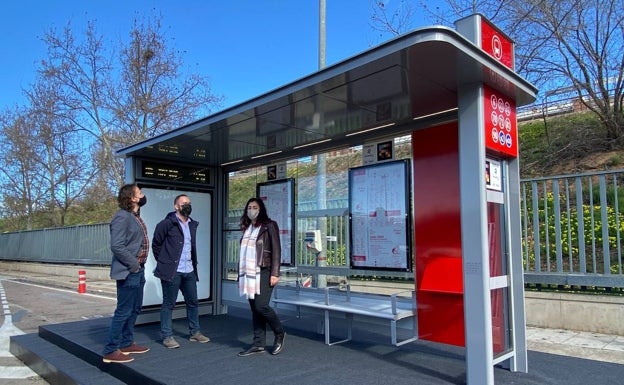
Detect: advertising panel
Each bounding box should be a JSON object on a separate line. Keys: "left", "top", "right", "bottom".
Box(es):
{"left": 257, "top": 179, "right": 295, "bottom": 266}
{"left": 349, "top": 160, "right": 411, "bottom": 271}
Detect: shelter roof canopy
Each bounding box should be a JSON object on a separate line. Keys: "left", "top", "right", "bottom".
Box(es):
{"left": 117, "top": 26, "right": 537, "bottom": 169}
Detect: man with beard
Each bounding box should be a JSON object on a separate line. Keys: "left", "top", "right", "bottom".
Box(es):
{"left": 103, "top": 183, "right": 150, "bottom": 363}
{"left": 152, "top": 194, "right": 210, "bottom": 349}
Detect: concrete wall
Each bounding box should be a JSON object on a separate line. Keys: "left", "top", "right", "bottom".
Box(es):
{"left": 524, "top": 291, "right": 624, "bottom": 336}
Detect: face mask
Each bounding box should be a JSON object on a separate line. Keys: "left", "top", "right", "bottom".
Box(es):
{"left": 247, "top": 208, "right": 259, "bottom": 221}
{"left": 138, "top": 195, "right": 147, "bottom": 207}
{"left": 179, "top": 203, "right": 192, "bottom": 217}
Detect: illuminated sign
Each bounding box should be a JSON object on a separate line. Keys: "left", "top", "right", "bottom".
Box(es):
{"left": 483, "top": 85, "right": 517, "bottom": 157}
{"left": 480, "top": 17, "right": 514, "bottom": 70}
{"left": 137, "top": 159, "right": 213, "bottom": 186}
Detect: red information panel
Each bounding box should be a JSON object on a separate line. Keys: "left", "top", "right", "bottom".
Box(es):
{"left": 480, "top": 18, "right": 514, "bottom": 70}
{"left": 484, "top": 85, "right": 517, "bottom": 158}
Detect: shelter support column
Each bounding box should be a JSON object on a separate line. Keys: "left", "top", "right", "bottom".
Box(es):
{"left": 458, "top": 84, "right": 494, "bottom": 385}
{"left": 506, "top": 157, "right": 528, "bottom": 372}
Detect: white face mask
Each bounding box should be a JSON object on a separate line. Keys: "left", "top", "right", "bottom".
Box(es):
{"left": 247, "top": 208, "right": 259, "bottom": 221}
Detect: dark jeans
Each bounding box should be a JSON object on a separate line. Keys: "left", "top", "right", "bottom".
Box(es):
{"left": 160, "top": 272, "right": 200, "bottom": 338}
{"left": 248, "top": 268, "right": 284, "bottom": 347}
{"left": 103, "top": 269, "right": 145, "bottom": 355}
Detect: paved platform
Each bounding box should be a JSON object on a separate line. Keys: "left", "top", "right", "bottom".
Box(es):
{"left": 2, "top": 261, "right": 624, "bottom": 370}
{"left": 9, "top": 308, "right": 624, "bottom": 385}
{"left": 527, "top": 326, "right": 624, "bottom": 365}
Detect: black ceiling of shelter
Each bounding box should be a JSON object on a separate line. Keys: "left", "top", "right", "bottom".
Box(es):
{"left": 117, "top": 26, "right": 537, "bottom": 170}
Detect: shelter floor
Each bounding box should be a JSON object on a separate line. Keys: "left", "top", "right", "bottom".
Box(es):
{"left": 10, "top": 307, "right": 624, "bottom": 385}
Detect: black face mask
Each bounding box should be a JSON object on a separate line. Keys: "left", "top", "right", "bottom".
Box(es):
{"left": 138, "top": 195, "right": 147, "bottom": 207}
{"left": 179, "top": 203, "right": 192, "bottom": 217}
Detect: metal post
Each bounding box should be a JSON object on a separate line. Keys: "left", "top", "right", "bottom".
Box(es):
{"left": 315, "top": 0, "right": 328, "bottom": 288}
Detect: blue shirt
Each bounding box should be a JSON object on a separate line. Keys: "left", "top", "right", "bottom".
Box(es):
{"left": 176, "top": 216, "right": 194, "bottom": 273}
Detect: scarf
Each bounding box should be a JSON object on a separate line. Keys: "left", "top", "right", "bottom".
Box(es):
{"left": 239, "top": 225, "right": 261, "bottom": 299}
{"left": 132, "top": 213, "right": 149, "bottom": 264}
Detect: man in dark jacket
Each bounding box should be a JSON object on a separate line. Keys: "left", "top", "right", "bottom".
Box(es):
{"left": 152, "top": 194, "right": 210, "bottom": 349}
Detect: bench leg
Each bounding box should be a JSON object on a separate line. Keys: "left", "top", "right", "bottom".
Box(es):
{"left": 391, "top": 317, "right": 418, "bottom": 347}
{"left": 324, "top": 311, "right": 352, "bottom": 346}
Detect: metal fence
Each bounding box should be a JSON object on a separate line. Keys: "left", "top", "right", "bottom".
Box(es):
{"left": 3, "top": 169, "right": 624, "bottom": 288}
{"left": 0, "top": 223, "right": 111, "bottom": 265}
{"left": 521, "top": 169, "right": 624, "bottom": 288}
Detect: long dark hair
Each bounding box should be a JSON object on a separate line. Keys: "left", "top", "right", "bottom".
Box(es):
{"left": 239, "top": 197, "right": 269, "bottom": 230}
{"left": 117, "top": 183, "right": 137, "bottom": 211}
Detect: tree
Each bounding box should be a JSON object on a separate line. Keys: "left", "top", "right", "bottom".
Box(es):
{"left": 0, "top": 12, "right": 224, "bottom": 231}
{"left": 369, "top": 0, "right": 417, "bottom": 41}
{"left": 26, "top": 80, "right": 98, "bottom": 227}
{"left": 107, "top": 16, "right": 223, "bottom": 185}
{"left": 113, "top": 17, "right": 221, "bottom": 141}
{"left": 38, "top": 15, "right": 223, "bottom": 191}
{"left": 38, "top": 20, "right": 119, "bottom": 189}
{"left": 0, "top": 109, "right": 47, "bottom": 230}
{"left": 373, "top": 0, "right": 624, "bottom": 143}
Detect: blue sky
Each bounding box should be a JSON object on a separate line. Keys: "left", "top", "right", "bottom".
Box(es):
{"left": 0, "top": 1, "right": 440, "bottom": 111}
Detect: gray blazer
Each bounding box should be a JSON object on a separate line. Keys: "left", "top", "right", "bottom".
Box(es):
{"left": 109, "top": 209, "right": 146, "bottom": 280}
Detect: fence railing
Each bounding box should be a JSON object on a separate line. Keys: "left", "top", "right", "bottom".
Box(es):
{"left": 0, "top": 223, "right": 111, "bottom": 265}
{"left": 3, "top": 169, "right": 624, "bottom": 288}
{"left": 521, "top": 169, "right": 624, "bottom": 288}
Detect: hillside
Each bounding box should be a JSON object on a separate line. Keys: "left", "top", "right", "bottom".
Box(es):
{"left": 519, "top": 111, "right": 624, "bottom": 178}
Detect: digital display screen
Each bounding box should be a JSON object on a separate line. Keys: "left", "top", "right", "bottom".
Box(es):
{"left": 138, "top": 160, "right": 212, "bottom": 186}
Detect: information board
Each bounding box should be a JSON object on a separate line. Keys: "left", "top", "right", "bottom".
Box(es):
{"left": 140, "top": 188, "right": 212, "bottom": 306}
{"left": 484, "top": 85, "right": 517, "bottom": 157}
{"left": 257, "top": 179, "right": 295, "bottom": 266}
{"left": 349, "top": 160, "right": 411, "bottom": 271}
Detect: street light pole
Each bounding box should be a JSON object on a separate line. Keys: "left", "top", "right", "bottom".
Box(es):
{"left": 319, "top": 0, "right": 326, "bottom": 69}
{"left": 315, "top": 0, "right": 328, "bottom": 288}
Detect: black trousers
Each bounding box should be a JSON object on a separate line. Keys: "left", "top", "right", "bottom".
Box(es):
{"left": 248, "top": 268, "right": 284, "bottom": 346}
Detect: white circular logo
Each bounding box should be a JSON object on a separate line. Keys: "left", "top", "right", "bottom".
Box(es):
{"left": 491, "top": 94, "right": 498, "bottom": 109}
{"left": 492, "top": 35, "right": 503, "bottom": 60}
{"left": 491, "top": 111, "right": 498, "bottom": 126}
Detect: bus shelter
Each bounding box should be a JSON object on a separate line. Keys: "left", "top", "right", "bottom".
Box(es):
{"left": 116, "top": 14, "right": 537, "bottom": 385}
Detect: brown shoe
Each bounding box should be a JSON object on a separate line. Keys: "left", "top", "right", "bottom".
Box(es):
{"left": 103, "top": 350, "right": 134, "bottom": 363}
{"left": 119, "top": 343, "right": 150, "bottom": 354}
{"left": 163, "top": 336, "right": 180, "bottom": 349}
{"left": 189, "top": 332, "right": 210, "bottom": 343}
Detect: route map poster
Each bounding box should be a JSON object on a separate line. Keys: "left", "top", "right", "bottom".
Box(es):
{"left": 257, "top": 179, "right": 294, "bottom": 266}
{"left": 349, "top": 160, "right": 411, "bottom": 271}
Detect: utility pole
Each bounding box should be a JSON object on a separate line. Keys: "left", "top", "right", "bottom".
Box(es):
{"left": 315, "top": 0, "right": 328, "bottom": 288}
{"left": 319, "top": 0, "right": 326, "bottom": 69}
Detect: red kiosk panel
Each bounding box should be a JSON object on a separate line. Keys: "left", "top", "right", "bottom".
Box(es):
{"left": 412, "top": 122, "right": 465, "bottom": 347}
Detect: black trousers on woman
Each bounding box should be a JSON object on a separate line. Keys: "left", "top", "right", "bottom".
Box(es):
{"left": 248, "top": 267, "right": 284, "bottom": 347}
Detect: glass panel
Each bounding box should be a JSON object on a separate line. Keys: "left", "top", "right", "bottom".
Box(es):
{"left": 491, "top": 287, "right": 511, "bottom": 355}
{"left": 488, "top": 202, "right": 509, "bottom": 276}
{"left": 223, "top": 136, "right": 415, "bottom": 292}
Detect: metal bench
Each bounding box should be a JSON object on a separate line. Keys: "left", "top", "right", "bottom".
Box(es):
{"left": 272, "top": 283, "right": 417, "bottom": 346}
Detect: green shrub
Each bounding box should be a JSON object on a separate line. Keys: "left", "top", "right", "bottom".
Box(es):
{"left": 523, "top": 191, "right": 624, "bottom": 272}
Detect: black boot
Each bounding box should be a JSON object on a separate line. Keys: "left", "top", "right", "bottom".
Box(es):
{"left": 271, "top": 332, "right": 285, "bottom": 355}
